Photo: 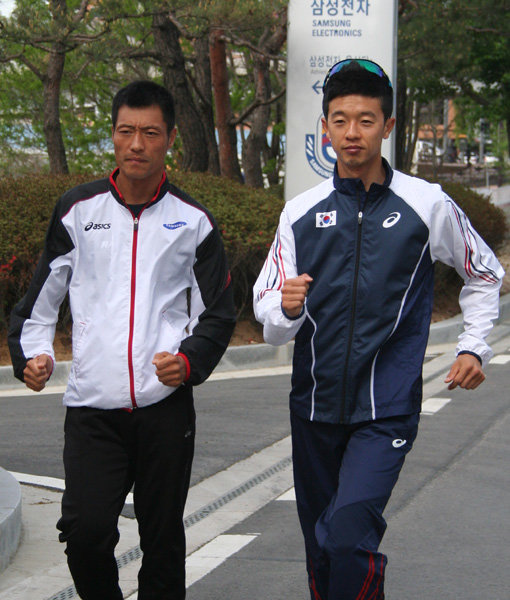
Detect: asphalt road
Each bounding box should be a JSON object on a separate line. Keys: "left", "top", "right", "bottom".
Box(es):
{"left": 1, "top": 331, "right": 509, "bottom": 599}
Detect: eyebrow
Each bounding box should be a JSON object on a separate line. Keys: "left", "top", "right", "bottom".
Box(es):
{"left": 116, "top": 123, "right": 164, "bottom": 131}
{"left": 331, "top": 110, "right": 378, "bottom": 118}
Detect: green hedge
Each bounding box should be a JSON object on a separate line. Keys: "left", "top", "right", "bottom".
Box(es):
{"left": 0, "top": 173, "right": 506, "bottom": 331}
{"left": 0, "top": 172, "right": 283, "bottom": 328}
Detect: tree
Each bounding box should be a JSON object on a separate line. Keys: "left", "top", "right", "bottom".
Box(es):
{"left": 152, "top": 10, "right": 210, "bottom": 172}
{"left": 0, "top": 0, "right": 120, "bottom": 174}
{"left": 396, "top": 0, "right": 510, "bottom": 171}
{"left": 0, "top": 0, "right": 288, "bottom": 185}
{"left": 237, "top": 9, "right": 286, "bottom": 187}
{"left": 147, "top": 0, "right": 287, "bottom": 184}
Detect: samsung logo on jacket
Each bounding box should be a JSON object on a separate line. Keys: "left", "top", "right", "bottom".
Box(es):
{"left": 253, "top": 162, "right": 503, "bottom": 425}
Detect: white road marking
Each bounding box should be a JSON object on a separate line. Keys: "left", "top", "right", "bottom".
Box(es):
{"left": 276, "top": 488, "right": 296, "bottom": 501}
{"left": 124, "top": 534, "right": 259, "bottom": 599}
{"left": 186, "top": 534, "right": 259, "bottom": 586}
{"left": 208, "top": 366, "right": 292, "bottom": 380}
{"left": 490, "top": 354, "right": 510, "bottom": 365}
{"left": 421, "top": 397, "right": 451, "bottom": 415}
{"left": 9, "top": 472, "right": 134, "bottom": 504}
{"left": 10, "top": 472, "right": 65, "bottom": 491}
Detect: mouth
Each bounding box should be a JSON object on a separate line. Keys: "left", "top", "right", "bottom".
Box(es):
{"left": 344, "top": 146, "right": 363, "bottom": 154}
{"left": 125, "top": 157, "right": 147, "bottom": 164}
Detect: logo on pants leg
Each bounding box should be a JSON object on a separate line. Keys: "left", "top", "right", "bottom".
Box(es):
{"left": 392, "top": 438, "right": 407, "bottom": 448}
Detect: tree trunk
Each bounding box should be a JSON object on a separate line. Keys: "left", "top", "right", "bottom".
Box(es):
{"left": 242, "top": 21, "right": 286, "bottom": 188}
{"left": 209, "top": 28, "right": 242, "bottom": 182}
{"left": 152, "top": 12, "right": 208, "bottom": 172}
{"left": 242, "top": 57, "right": 272, "bottom": 188}
{"left": 43, "top": 45, "right": 69, "bottom": 174}
{"left": 263, "top": 97, "right": 284, "bottom": 186}
{"left": 194, "top": 36, "right": 220, "bottom": 175}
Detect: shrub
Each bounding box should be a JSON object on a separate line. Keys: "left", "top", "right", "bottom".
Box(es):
{"left": 0, "top": 174, "right": 91, "bottom": 329}
{"left": 0, "top": 171, "right": 283, "bottom": 329}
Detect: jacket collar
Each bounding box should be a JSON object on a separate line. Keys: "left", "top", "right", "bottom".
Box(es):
{"left": 108, "top": 168, "right": 170, "bottom": 207}
{"left": 333, "top": 158, "right": 393, "bottom": 199}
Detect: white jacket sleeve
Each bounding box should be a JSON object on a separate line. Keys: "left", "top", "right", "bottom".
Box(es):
{"left": 253, "top": 208, "right": 306, "bottom": 346}
{"left": 429, "top": 194, "right": 505, "bottom": 365}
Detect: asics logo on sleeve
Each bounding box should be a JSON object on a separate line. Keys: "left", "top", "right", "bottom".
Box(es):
{"left": 382, "top": 212, "right": 401, "bottom": 229}
{"left": 85, "top": 222, "right": 111, "bottom": 231}
{"left": 392, "top": 438, "right": 407, "bottom": 448}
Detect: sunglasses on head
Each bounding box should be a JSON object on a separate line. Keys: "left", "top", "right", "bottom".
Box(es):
{"left": 323, "top": 59, "right": 392, "bottom": 90}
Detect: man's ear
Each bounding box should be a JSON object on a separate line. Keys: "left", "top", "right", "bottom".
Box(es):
{"left": 383, "top": 117, "right": 396, "bottom": 139}
{"left": 321, "top": 116, "right": 330, "bottom": 140}
{"left": 168, "top": 127, "right": 177, "bottom": 149}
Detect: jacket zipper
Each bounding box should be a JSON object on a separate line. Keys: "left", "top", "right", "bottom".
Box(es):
{"left": 111, "top": 171, "right": 166, "bottom": 409}
{"left": 340, "top": 195, "right": 364, "bottom": 422}
{"left": 127, "top": 216, "right": 139, "bottom": 408}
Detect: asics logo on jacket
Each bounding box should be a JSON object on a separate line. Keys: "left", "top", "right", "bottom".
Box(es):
{"left": 84, "top": 221, "right": 111, "bottom": 231}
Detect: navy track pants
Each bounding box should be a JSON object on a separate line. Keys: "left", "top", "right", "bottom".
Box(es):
{"left": 57, "top": 385, "right": 195, "bottom": 600}
{"left": 291, "top": 411, "right": 420, "bottom": 600}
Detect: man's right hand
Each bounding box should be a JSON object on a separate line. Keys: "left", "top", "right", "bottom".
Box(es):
{"left": 23, "top": 354, "right": 53, "bottom": 392}
{"left": 281, "top": 273, "right": 313, "bottom": 318}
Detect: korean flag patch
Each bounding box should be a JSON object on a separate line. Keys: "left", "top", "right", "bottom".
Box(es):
{"left": 316, "top": 210, "right": 337, "bottom": 228}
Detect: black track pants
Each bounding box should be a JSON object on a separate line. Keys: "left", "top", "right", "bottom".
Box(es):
{"left": 57, "top": 385, "right": 195, "bottom": 600}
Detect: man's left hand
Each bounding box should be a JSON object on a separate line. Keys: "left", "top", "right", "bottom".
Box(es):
{"left": 152, "top": 352, "right": 187, "bottom": 387}
{"left": 444, "top": 354, "right": 485, "bottom": 390}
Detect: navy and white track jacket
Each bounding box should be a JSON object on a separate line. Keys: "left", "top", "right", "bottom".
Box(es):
{"left": 254, "top": 163, "right": 504, "bottom": 424}
{"left": 9, "top": 170, "right": 236, "bottom": 409}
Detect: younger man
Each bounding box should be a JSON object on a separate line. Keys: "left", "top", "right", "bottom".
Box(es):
{"left": 254, "top": 60, "right": 504, "bottom": 599}
{"left": 10, "top": 80, "right": 236, "bottom": 599}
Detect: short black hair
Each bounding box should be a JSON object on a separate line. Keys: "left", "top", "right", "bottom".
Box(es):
{"left": 112, "top": 80, "right": 175, "bottom": 134}
{"left": 322, "top": 61, "right": 393, "bottom": 121}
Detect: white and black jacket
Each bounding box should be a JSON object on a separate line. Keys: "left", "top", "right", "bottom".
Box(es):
{"left": 9, "top": 169, "right": 236, "bottom": 409}
{"left": 254, "top": 162, "right": 504, "bottom": 425}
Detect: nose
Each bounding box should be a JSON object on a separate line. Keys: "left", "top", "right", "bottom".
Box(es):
{"left": 129, "top": 129, "right": 144, "bottom": 151}
{"left": 345, "top": 121, "right": 360, "bottom": 139}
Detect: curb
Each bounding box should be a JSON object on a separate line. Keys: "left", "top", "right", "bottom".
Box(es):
{"left": 1, "top": 293, "right": 509, "bottom": 391}
{"left": 0, "top": 468, "right": 22, "bottom": 575}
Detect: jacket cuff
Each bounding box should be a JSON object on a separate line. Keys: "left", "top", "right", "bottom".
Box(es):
{"left": 457, "top": 350, "right": 482, "bottom": 365}
{"left": 176, "top": 352, "right": 191, "bottom": 382}
{"left": 281, "top": 304, "right": 305, "bottom": 321}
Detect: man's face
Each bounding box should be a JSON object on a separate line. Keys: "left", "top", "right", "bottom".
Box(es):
{"left": 321, "top": 94, "right": 395, "bottom": 181}
{"left": 112, "top": 104, "right": 176, "bottom": 183}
